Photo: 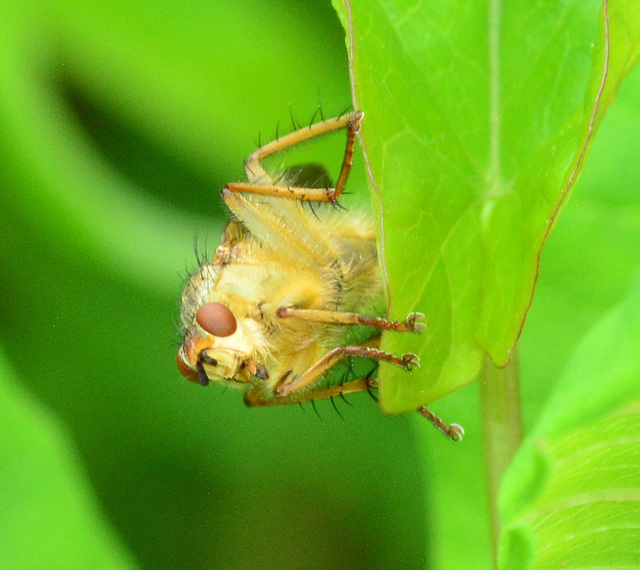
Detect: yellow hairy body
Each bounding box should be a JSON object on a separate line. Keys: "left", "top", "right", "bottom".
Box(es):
{"left": 175, "top": 112, "right": 462, "bottom": 439}
{"left": 180, "top": 190, "right": 383, "bottom": 399}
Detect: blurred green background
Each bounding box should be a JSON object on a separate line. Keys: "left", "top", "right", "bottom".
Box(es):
{"left": 1, "top": 1, "right": 640, "bottom": 569}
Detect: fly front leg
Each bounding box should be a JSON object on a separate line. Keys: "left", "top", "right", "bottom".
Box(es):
{"left": 246, "top": 374, "right": 464, "bottom": 441}
{"left": 363, "top": 379, "right": 465, "bottom": 442}
{"left": 417, "top": 406, "right": 465, "bottom": 441}
{"left": 273, "top": 345, "right": 419, "bottom": 399}
{"left": 224, "top": 112, "right": 363, "bottom": 203}
{"left": 277, "top": 307, "right": 426, "bottom": 333}
{"left": 244, "top": 376, "right": 376, "bottom": 407}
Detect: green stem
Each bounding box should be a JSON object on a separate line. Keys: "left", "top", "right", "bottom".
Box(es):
{"left": 480, "top": 347, "right": 523, "bottom": 567}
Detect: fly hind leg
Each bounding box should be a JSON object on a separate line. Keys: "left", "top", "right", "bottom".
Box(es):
{"left": 224, "top": 112, "right": 363, "bottom": 203}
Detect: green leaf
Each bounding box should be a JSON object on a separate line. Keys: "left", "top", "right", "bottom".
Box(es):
{"left": 333, "top": 0, "right": 640, "bottom": 412}
{"left": 0, "top": 349, "right": 137, "bottom": 569}
{"left": 499, "top": 270, "right": 640, "bottom": 568}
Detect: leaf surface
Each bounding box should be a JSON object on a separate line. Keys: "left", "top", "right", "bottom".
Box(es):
{"left": 0, "top": 351, "right": 137, "bottom": 569}
{"left": 333, "top": 0, "right": 640, "bottom": 412}
{"left": 499, "top": 270, "right": 640, "bottom": 568}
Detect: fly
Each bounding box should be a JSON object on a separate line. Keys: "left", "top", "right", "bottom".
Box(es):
{"left": 176, "top": 112, "right": 463, "bottom": 440}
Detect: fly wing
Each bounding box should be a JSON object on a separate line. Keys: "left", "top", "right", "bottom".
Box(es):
{"left": 222, "top": 190, "right": 327, "bottom": 269}
{"left": 222, "top": 163, "right": 376, "bottom": 268}
{"left": 281, "top": 164, "right": 331, "bottom": 189}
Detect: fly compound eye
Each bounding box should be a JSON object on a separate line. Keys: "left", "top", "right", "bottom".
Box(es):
{"left": 196, "top": 302, "right": 237, "bottom": 337}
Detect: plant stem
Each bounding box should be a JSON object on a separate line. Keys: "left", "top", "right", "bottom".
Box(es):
{"left": 480, "top": 348, "right": 523, "bottom": 567}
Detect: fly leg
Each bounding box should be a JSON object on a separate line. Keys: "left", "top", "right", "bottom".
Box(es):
{"left": 224, "top": 112, "right": 362, "bottom": 203}
{"left": 273, "top": 346, "right": 419, "bottom": 399}
{"left": 244, "top": 376, "right": 375, "bottom": 407}
{"left": 246, "top": 375, "right": 464, "bottom": 441}
{"left": 417, "top": 406, "right": 465, "bottom": 441}
{"left": 277, "top": 307, "right": 426, "bottom": 333}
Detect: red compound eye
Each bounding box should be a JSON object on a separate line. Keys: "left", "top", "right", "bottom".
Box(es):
{"left": 196, "top": 302, "right": 237, "bottom": 337}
